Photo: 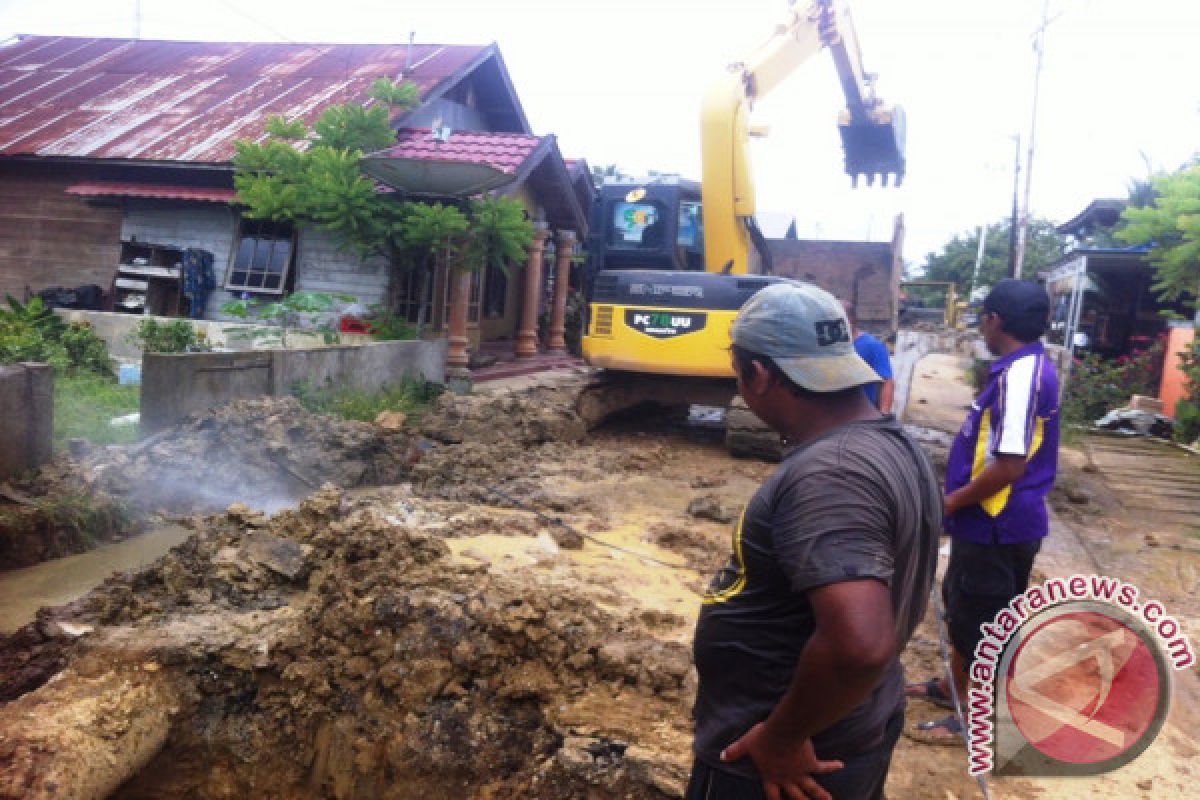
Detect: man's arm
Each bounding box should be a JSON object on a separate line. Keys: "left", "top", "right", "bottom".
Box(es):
{"left": 946, "top": 356, "right": 1041, "bottom": 515}
{"left": 944, "top": 454, "right": 1026, "bottom": 515}
{"left": 721, "top": 579, "right": 897, "bottom": 800}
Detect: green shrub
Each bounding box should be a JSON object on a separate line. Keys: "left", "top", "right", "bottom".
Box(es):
{"left": 1062, "top": 340, "right": 1165, "bottom": 430}
{"left": 0, "top": 296, "right": 113, "bottom": 375}
{"left": 61, "top": 322, "right": 116, "bottom": 374}
{"left": 368, "top": 309, "right": 418, "bottom": 341}
{"left": 1174, "top": 399, "right": 1200, "bottom": 444}
{"left": 128, "top": 318, "right": 205, "bottom": 354}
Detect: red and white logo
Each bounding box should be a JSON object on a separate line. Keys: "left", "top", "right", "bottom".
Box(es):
{"left": 998, "top": 607, "right": 1166, "bottom": 773}
{"left": 966, "top": 576, "right": 1192, "bottom": 777}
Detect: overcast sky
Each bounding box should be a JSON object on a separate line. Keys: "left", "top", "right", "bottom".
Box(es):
{"left": 3, "top": 0, "right": 1199, "bottom": 266}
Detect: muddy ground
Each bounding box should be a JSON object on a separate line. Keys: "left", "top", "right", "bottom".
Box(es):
{"left": 1, "top": 365, "right": 1198, "bottom": 799}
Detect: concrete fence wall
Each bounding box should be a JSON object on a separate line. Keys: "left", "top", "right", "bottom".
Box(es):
{"left": 0, "top": 363, "right": 53, "bottom": 478}
{"left": 141, "top": 339, "right": 447, "bottom": 434}
{"left": 56, "top": 309, "right": 376, "bottom": 361}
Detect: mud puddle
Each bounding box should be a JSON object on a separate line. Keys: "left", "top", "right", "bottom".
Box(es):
{"left": 0, "top": 523, "right": 191, "bottom": 633}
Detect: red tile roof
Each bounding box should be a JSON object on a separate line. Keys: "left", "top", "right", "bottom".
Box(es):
{"left": 374, "top": 128, "right": 545, "bottom": 175}
{"left": 0, "top": 36, "right": 489, "bottom": 163}
{"left": 66, "top": 181, "right": 238, "bottom": 203}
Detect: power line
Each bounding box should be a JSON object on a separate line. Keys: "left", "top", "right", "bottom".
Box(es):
{"left": 212, "top": 0, "right": 298, "bottom": 43}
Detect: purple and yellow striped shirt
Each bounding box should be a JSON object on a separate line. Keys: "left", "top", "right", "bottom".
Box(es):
{"left": 945, "top": 341, "right": 1060, "bottom": 544}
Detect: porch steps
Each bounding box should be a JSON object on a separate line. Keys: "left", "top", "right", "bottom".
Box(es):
{"left": 470, "top": 353, "right": 584, "bottom": 383}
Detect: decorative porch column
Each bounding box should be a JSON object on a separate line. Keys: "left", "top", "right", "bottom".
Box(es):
{"left": 546, "top": 230, "right": 577, "bottom": 354}
{"left": 445, "top": 267, "right": 472, "bottom": 377}
{"left": 514, "top": 225, "right": 551, "bottom": 359}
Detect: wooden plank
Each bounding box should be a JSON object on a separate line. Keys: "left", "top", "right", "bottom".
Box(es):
{"left": 1101, "top": 465, "right": 1200, "bottom": 478}
{"left": 1101, "top": 484, "right": 1200, "bottom": 497}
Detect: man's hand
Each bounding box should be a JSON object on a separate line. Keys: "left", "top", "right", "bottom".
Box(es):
{"left": 945, "top": 453, "right": 1026, "bottom": 516}
{"left": 720, "top": 721, "right": 844, "bottom": 800}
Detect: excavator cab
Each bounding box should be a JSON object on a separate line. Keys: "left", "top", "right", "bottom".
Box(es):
{"left": 585, "top": 178, "right": 707, "bottom": 276}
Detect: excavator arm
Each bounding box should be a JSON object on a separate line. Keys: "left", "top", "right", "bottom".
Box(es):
{"left": 700, "top": 0, "right": 905, "bottom": 276}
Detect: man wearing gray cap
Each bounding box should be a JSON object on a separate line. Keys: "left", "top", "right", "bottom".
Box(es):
{"left": 687, "top": 282, "right": 941, "bottom": 799}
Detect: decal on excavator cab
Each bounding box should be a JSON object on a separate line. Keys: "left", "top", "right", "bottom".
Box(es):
{"left": 625, "top": 310, "right": 708, "bottom": 339}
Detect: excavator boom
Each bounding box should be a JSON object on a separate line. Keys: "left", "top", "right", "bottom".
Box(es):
{"left": 582, "top": 0, "right": 905, "bottom": 383}
{"left": 700, "top": 0, "right": 904, "bottom": 276}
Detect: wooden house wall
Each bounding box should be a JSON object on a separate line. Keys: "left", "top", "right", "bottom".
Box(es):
{"left": 0, "top": 164, "right": 122, "bottom": 301}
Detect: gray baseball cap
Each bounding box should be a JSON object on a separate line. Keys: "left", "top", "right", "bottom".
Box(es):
{"left": 732, "top": 281, "right": 881, "bottom": 392}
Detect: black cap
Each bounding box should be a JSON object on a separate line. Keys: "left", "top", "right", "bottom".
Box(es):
{"left": 983, "top": 279, "right": 1049, "bottom": 342}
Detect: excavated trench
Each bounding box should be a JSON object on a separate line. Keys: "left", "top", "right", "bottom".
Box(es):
{"left": 0, "top": 369, "right": 972, "bottom": 800}
{"left": 1, "top": 375, "right": 761, "bottom": 800}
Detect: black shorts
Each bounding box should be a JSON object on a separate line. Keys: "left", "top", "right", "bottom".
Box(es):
{"left": 684, "top": 711, "right": 903, "bottom": 800}
{"left": 942, "top": 537, "right": 1041, "bottom": 659}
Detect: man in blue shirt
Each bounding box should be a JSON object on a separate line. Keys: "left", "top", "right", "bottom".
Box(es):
{"left": 848, "top": 306, "right": 894, "bottom": 413}
{"left": 906, "top": 280, "right": 1059, "bottom": 742}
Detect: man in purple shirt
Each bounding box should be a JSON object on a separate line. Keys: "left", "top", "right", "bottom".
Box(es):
{"left": 906, "top": 279, "right": 1059, "bottom": 741}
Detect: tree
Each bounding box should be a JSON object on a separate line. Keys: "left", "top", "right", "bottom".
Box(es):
{"left": 234, "top": 79, "right": 417, "bottom": 308}
{"left": 1117, "top": 161, "right": 1200, "bottom": 303}
{"left": 913, "top": 217, "right": 1065, "bottom": 300}
{"left": 233, "top": 79, "right": 534, "bottom": 323}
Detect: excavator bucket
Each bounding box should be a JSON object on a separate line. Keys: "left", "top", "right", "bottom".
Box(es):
{"left": 839, "top": 105, "right": 906, "bottom": 188}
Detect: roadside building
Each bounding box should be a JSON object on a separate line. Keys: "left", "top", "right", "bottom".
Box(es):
{"left": 0, "top": 35, "right": 589, "bottom": 363}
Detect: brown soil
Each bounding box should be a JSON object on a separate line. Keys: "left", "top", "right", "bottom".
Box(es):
{"left": 1, "top": 368, "right": 1196, "bottom": 799}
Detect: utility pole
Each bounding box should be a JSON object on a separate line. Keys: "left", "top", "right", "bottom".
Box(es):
{"left": 134, "top": 0, "right": 142, "bottom": 39}
{"left": 969, "top": 223, "right": 988, "bottom": 300}
{"left": 1014, "top": 0, "right": 1052, "bottom": 279}
{"left": 1007, "top": 134, "right": 1021, "bottom": 279}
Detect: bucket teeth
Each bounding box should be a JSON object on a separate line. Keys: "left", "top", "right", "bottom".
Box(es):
{"left": 839, "top": 106, "right": 906, "bottom": 188}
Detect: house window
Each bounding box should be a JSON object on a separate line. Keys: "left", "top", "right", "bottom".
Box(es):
{"left": 226, "top": 218, "right": 295, "bottom": 293}
{"left": 396, "top": 263, "right": 435, "bottom": 326}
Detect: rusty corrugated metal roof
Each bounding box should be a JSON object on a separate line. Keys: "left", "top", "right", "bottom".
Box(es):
{"left": 0, "top": 36, "right": 489, "bottom": 164}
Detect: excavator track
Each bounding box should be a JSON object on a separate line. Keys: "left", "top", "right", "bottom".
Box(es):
{"left": 575, "top": 371, "right": 784, "bottom": 462}
{"left": 724, "top": 395, "right": 784, "bottom": 461}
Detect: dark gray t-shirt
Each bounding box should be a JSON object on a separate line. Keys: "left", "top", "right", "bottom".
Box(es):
{"left": 692, "top": 415, "right": 941, "bottom": 776}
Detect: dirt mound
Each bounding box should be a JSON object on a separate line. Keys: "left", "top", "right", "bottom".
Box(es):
{"left": 419, "top": 384, "right": 587, "bottom": 448}
{"left": 80, "top": 396, "right": 417, "bottom": 514}
{"left": 412, "top": 386, "right": 587, "bottom": 507}
{"left": 1, "top": 486, "right": 692, "bottom": 799}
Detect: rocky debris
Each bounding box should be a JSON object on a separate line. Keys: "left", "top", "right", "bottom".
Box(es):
{"left": 374, "top": 410, "right": 407, "bottom": 430}
{"left": 686, "top": 495, "right": 734, "bottom": 524}
{"left": 1, "top": 486, "right": 692, "bottom": 799}
{"left": 419, "top": 386, "right": 587, "bottom": 448}
{"left": 0, "top": 623, "right": 74, "bottom": 703}
{"left": 0, "top": 663, "right": 177, "bottom": 800}
{"left": 689, "top": 474, "right": 728, "bottom": 489}
{"left": 1064, "top": 486, "right": 1092, "bottom": 505}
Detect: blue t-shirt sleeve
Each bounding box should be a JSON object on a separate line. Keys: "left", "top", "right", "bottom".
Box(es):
{"left": 855, "top": 334, "right": 893, "bottom": 380}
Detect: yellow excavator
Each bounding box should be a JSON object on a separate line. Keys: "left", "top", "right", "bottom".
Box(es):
{"left": 577, "top": 0, "right": 905, "bottom": 435}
